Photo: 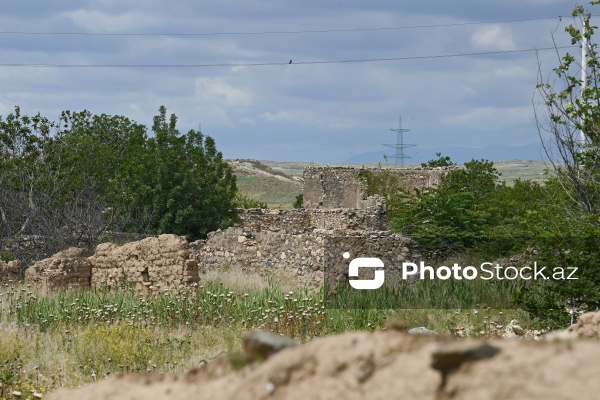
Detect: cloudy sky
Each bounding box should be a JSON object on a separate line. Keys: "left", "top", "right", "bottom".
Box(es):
{"left": 0, "top": 0, "right": 588, "bottom": 163}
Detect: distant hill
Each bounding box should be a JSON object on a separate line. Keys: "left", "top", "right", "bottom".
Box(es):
{"left": 345, "top": 142, "right": 546, "bottom": 165}
{"left": 228, "top": 160, "right": 302, "bottom": 209}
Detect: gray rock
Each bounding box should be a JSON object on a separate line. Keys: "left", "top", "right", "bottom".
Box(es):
{"left": 408, "top": 327, "right": 436, "bottom": 335}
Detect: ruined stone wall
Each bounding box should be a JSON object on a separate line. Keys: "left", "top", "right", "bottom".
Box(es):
{"left": 25, "top": 248, "right": 92, "bottom": 291}
{"left": 323, "top": 231, "right": 420, "bottom": 289}
{"left": 237, "top": 207, "right": 389, "bottom": 233}
{"left": 193, "top": 226, "right": 420, "bottom": 290}
{"left": 303, "top": 166, "right": 447, "bottom": 209}
{"left": 0, "top": 260, "right": 22, "bottom": 283}
{"left": 90, "top": 234, "right": 199, "bottom": 293}
{"left": 303, "top": 167, "right": 367, "bottom": 209}
{"left": 19, "top": 165, "right": 431, "bottom": 294}
{"left": 22, "top": 228, "right": 420, "bottom": 293}
{"left": 193, "top": 226, "right": 325, "bottom": 289}
{"left": 236, "top": 209, "right": 312, "bottom": 233}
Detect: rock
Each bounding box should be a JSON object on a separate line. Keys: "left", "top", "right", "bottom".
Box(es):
{"left": 242, "top": 330, "right": 298, "bottom": 360}
{"left": 568, "top": 311, "right": 600, "bottom": 340}
{"left": 409, "top": 327, "right": 436, "bottom": 335}
{"left": 512, "top": 324, "right": 526, "bottom": 336}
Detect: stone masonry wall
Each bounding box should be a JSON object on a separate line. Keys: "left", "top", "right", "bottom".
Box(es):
{"left": 303, "top": 166, "right": 446, "bottom": 209}
{"left": 323, "top": 231, "right": 420, "bottom": 290}
{"left": 236, "top": 207, "right": 389, "bottom": 233}
{"left": 193, "top": 226, "right": 421, "bottom": 290}
{"left": 193, "top": 226, "right": 325, "bottom": 289}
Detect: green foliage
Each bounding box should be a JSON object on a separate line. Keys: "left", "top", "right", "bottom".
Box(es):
{"left": 146, "top": 106, "right": 237, "bottom": 239}
{"left": 421, "top": 152, "right": 455, "bottom": 168}
{"left": 234, "top": 192, "right": 268, "bottom": 209}
{"left": 293, "top": 194, "right": 304, "bottom": 209}
{"left": 0, "top": 251, "right": 14, "bottom": 262}
{"left": 392, "top": 158, "right": 503, "bottom": 256}
{"left": 357, "top": 167, "right": 412, "bottom": 215}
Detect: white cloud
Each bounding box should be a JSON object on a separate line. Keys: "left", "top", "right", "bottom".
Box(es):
{"left": 259, "top": 109, "right": 356, "bottom": 130}
{"left": 471, "top": 25, "right": 517, "bottom": 51}
{"left": 442, "top": 106, "right": 531, "bottom": 128}
{"left": 492, "top": 66, "right": 531, "bottom": 79}
{"left": 60, "top": 9, "right": 157, "bottom": 32}
{"left": 194, "top": 77, "right": 254, "bottom": 108}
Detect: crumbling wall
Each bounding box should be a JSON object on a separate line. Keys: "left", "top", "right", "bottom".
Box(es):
{"left": 237, "top": 207, "right": 389, "bottom": 233}
{"left": 323, "top": 231, "right": 420, "bottom": 290}
{"left": 192, "top": 226, "right": 325, "bottom": 289}
{"left": 236, "top": 209, "right": 312, "bottom": 233}
{"left": 25, "top": 248, "right": 92, "bottom": 291}
{"left": 0, "top": 260, "right": 22, "bottom": 283}
{"left": 303, "top": 167, "right": 367, "bottom": 209}
{"left": 194, "top": 226, "right": 420, "bottom": 290}
{"left": 90, "top": 234, "right": 198, "bottom": 293}
{"left": 303, "top": 166, "right": 447, "bottom": 209}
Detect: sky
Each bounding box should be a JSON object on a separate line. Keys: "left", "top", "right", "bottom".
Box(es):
{"left": 0, "top": 0, "right": 590, "bottom": 163}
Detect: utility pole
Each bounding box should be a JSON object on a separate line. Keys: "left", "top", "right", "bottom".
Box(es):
{"left": 384, "top": 116, "right": 416, "bottom": 167}
{"left": 581, "top": 20, "right": 588, "bottom": 147}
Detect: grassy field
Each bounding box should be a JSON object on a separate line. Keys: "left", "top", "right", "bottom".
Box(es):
{"left": 234, "top": 173, "right": 301, "bottom": 209}
{"left": 493, "top": 160, "right": 550, "bottom": 184}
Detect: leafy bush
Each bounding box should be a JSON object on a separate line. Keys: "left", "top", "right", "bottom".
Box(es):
{"left": 293, "top": 194, "right": 304, "bottom": 209}
{"left": 391, "top": 157, "right": 503, "bottom": 256}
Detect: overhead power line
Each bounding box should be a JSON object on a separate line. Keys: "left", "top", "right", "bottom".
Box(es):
{"left": 0, "top": 16, "right": 570, "bottom": 38}
{"left": 0, "top": 46, "right": 576, "bottom": 68}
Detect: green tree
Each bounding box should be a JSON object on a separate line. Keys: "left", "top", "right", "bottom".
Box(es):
{"left": 535, "top": 1, "right": 600, "bottom": 218}
{"left": 147, "top": 106, "right": 237, "bottom": 240}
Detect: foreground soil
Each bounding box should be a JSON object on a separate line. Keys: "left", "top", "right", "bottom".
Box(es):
{"left": 47, "top": 313, "right": 600, "bottom": 400}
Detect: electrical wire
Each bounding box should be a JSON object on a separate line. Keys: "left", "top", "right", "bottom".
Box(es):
{"left": 0, "top": 46, "right": 576, "bottom": 68}
{"left": 0, "top": 16, "right": 570, "bottom": 37}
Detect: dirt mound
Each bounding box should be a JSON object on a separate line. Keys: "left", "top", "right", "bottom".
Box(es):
{"left": 47, "top": 322, "right": 600, "bottom": 400}
{"left": 568, "top": 311, "right": 600, "bottom": 339}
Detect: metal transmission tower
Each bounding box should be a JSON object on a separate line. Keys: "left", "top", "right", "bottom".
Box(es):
{"left": 384, "top": 116, "right": 416, "bottom": 167}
